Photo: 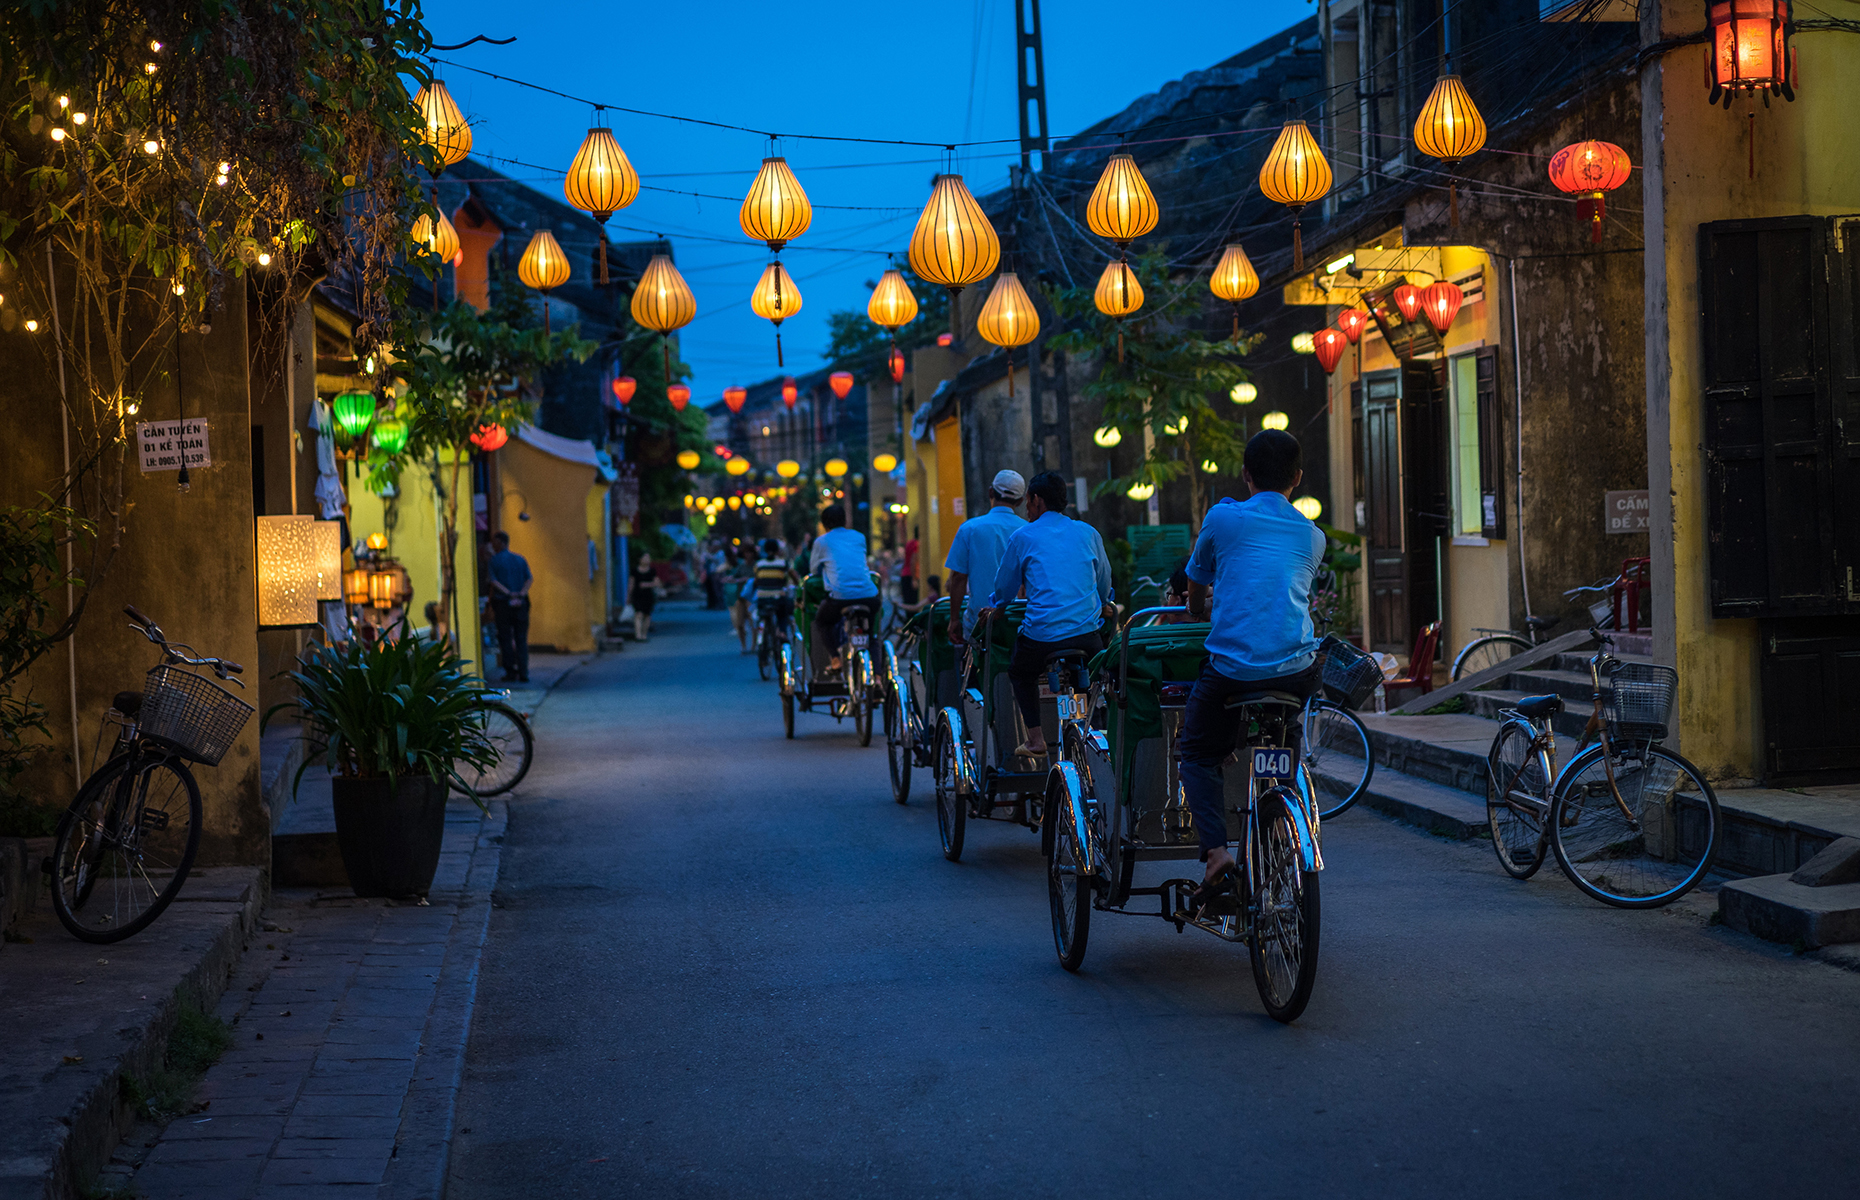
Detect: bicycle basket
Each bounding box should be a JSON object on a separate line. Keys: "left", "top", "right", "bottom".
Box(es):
{"left": 1320, "top": 636, "right": 1382, "bottom": 710}
{"left": 1603, "top": 662, "right": 1676, "bottom": 743}
{"left": 138, "top": 665, "right": 254, "bottom": 766}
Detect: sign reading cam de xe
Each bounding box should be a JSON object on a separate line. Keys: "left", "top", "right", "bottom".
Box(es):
{"left": 1605, "top": 489, "right": 1649, "bottom": 534}
{"left": 136, "top": 419, "right": 211, "bottom": 473}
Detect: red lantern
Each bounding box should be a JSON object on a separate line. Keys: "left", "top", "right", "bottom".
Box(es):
{"left": 1336, "top": 308, "right": 1368, "bottom": 345}
{"left": 1420, "top": 280, "right": 1464, "bottom": 334}
{"left": 611, "top": 376, "right": 636, "bottom": 405}
{"left": 1548, "top": 141, "right": 1632, "bottom": 243}
{"left": 470, "top": 423, "right": 509, "bottom": 452}
{"left": 936, "top": 332, "right": 953, "bottom": 347}
{"left": 667, "top": 384, "right": 691, "bottom": 411}
{"left": 887, "top": 347, "right": 906, "bottom": 383}
{"left": 781, "top": 377, "right": 798, "bottom": 409}
{"left": 829, "top": 371, "right": 854, "bottom": 400}
{"left": 1393, "top": 282, "right": 1424, "bottom": 324}
{"left": 723, "top": 385, "right": 747, "bottom": 412}
{"left": 1312, "top": 328, "right": 1347, "bottom": 375}
{"left": 1707, "top": 0, "right": 1794, "bottom": 107}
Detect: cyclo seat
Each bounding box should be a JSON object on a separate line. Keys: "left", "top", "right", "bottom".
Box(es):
{"left": 1159, "top": 682, "right": 1194, "bottom": 705}
{"left": 1045, "top": 648, "right": 1091, "bottom": 692}
{"left": 1514, "top": 693, "right": 1564, "bottom": 720}
{"left": 1222, "top": 689, "right": 1305, "bottom": 710}
{"left": 113, "top": 690, "right": 143, "bottom": 718}
{"left": 1044, "top": 648, "right": 1087, "bottom": 666}
{"left": 1525, "top": 615, "right": 1559, "bottom": 631}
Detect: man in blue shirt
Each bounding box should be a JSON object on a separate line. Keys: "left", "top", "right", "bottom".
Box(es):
{"left": 977, "top": 471, "right": 1114, "bottom": 759}
{"left": 485, "top": 531, "right": 534, "bottom": 683}
{"left": 943, "top": 469, "right": 1027, "bottom": 645}
{"left": 807, "top": 505, "right": 879, "bottom": 677}
{"left": 1178, "top": 430, "right": 1325, "bottom": 899}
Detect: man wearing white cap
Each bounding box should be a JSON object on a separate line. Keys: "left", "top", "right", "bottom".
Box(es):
{"left": 942, "top": 469, "right": 1027, "bottom": 644}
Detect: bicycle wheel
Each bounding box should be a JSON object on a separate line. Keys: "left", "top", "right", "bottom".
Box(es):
{"left": 1247, "top": 786, "right": 1320, "bottom": 1023}
{"left": 782, "top": 691, "right": 795, "bottom": 740}
{"left": 1302, "top": 699, "right": 1373, "bottom": 819}
{"left": 51, "top": 751, "right": 202, "bottom": 943}
{"left": 885, "top": 691, "right": 912, "bottom": 805}
{"left": 756, "top": 623, "right": 773, "bottom": 682}
{"left": 1486, "top": 720, "right": 1551, "bottom": 879}
{"left": 1047, "top": 789, "right": 1091, "bottom": 972}
{"left": 933, "top": 716, "right": 965, "bottom": 862}
{"left": 461, "top": 701, "right": 533, "bottom": 797}
{"left": 1453, "top": 634, "right": 1533, "bottom": 682}
{"left": 852, "top": 651, "right": 874, "bottom": 747}
{"left": 1550, "top": 743, "right": 1720, "bottom": 908}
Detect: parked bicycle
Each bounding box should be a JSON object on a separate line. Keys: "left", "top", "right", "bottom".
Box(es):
{"left": 48, "top": 606, "right": 253, "bottom": 943}
{"left": 456, "top": 691, "right": 533, "bottom": 797}
{"left": 1301, "top": 636, "right": 1381, "bottom": 820}
{"left": 1451, "top": 575, "right": 1637, "bottom": 681}
{"left": 1484, "top": 629, "right": 1720, "bottom": 907}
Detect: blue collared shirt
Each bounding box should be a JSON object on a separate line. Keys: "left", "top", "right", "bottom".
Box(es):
{"left": 809, "top": 528, "right": 878, "bottom": 600}
{"left": 487, "top": 550, "right": 531, "bottom": 596}
{"left": 1186, "top": 491, "right": 1325, "bottom": 681}
{"left": 987, "top": 512, "right": 1113, "bottom": 642}
{"left": 944, "top": 504, "right": 1026, "bottom": 633}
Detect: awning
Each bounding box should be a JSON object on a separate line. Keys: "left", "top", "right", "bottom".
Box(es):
{"left": 515, "top": 424, "right": 618, "bottom": 482}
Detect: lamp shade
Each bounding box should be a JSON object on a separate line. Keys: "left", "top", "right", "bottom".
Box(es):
{"left": 1261, "top": 411, "right": 1290, "bottom": 431}
{"left": 867, "top": 269, "right": 919, "bottom": 330}
{"left": 1290, "top": 332, "right": 1316, "bottom": 355}
{"left": 368, "top": 569, "right": 397, "bottom": 610}
{"left": 1337, "top": 308, "right": 1369, "bottom": 344}
{"left": 411, "top": 210, "right": 459, "bottom": 264}
{"left": 1162, "top": 416, "right": 1187, "bottom": 436}
{"left": 1548, "top": 140, "right": 1633, "bottom": 244}
{"left": 1258, "top": 119, "right": 1332, "bottom": 209}
{"left": 343, "top": 566, "right": 371, "bottom": 605}
{"left": 776, "top": 459, "right": 801, "bottom": 478}
{"left": 564, "top": 128, "right": 639, "bottom": 221}
{"left": 630, "top": 254, "right": 697, "bottom": 334}
{"left": 612, "top": 376, "right": 636, "bottom": 405}
{"left": 873, "top": 453, "right": 898, "bottom": 472}
{"left": 724, "top": 385, "right": 747, "bottom": 412}
{"left": 372, "top": 415, "right": 409, "bottom": 455}
{"left": 470, "top": 423, "right": 508, "bottom": 452}
{"left": 1420, "top": 280, "right": 1464, "bottom": 333}
{"left": 739, "top": 157, "right": 812, "bottom": 251}
{"left": 1292, "top": 496, "right": 1323, "bottom": 520}
{"left": 311, "top": 519, "right": 342, "bottom": 600}
{"left": 1413, "top": 75, "right": 1487, "bottom": 164}
{"left": 668, "top": 384, "right": 691, "bottom": 410}
{"left": 1126, "top": 481, "right": 1154, "bottom": 501}
{"left": 781, "top": 378, "right": 798, "bottom": 408}
{"left": 1709, "top": 0, "right": 1793, "bottom": 103}
{"left": 676, "top": 449, "right": 700, "bottom": 469}
{"left": 518, "top": 230, "right": 571, "bottom": 292}
{"left": 976, "top": 272, "right": 1041, "bottom": 348}
{"left": 1210, "top": 243, "right": 1260, "bottom": 303}
{"left": 1313, "top": 327, "right": 1347, "bottom": 374}
{"left": 1391, "top": 284, "right": 1422, "bottom": 323}
{"left": 888, "top": 347, "right": 906, "bottom": 383}
{"left": 413, "top": 80, "right": 471, "bottom": 169}
{"left": 750, "top": 262, "right": 802, "bottom": 324}
{"left": 1085, "top": 153, "right": 1160, "bottom": 247}
{"left": 366, "top": 532, "right": 389, "bottom": 551}
{"left": 332, "top": 391, "right": 375, "bottom": 440}
{"left": 255, "top": 515, "right": 320, "bottom": 627}
{"left": 1093, "top": 259, "right": 1144, "bottom": 319}
{"left": 1230, "top": 381, "right": 1257, "bottom": 404}
{"left": 823, "top": 458, "right": 848, "bottom": 478}
{"left": 726, "top": 456, "right": 751, "bottom": 476}
{"left": 1093, "top": 425, "right": 1122, "bottom": 448}
{"left": 829, "top": 371, "right": 854, "bottom": 399}
{"left": 908, "top": 175, "right": 1000, "bottom": 291}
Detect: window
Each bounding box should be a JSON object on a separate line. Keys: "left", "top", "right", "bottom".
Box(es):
{"left": 1447, "top": 349, "right": 1504, "bottom": 539}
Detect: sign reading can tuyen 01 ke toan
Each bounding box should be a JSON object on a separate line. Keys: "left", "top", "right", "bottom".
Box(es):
{"left": 1605, "top": 488, "right": 1649, "bottom": 535}
{"left": 136, "top": 419, "right": 211, "bottom": 473}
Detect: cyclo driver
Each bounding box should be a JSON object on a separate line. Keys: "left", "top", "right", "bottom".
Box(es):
{"left": 808, "top": 504, "right": 879, "bottom": 678}
{"left": 751, "top": 538, "right": 797, "bottom": 637}
{"left": 1178, "top": 429, "right": 1325, "bottom": 908}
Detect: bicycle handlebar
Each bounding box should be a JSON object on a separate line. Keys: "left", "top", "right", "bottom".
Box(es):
{"left": 124, "top": 605, "right": 245, "bottom": 682}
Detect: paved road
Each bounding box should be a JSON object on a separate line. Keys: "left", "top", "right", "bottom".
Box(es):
{"left": 448, "top": 603, "right": 1860, "bottom": 1198}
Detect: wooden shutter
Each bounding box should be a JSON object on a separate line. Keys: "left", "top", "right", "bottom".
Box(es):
{"left": 1475, "top": 348, "right": 1504, "bottom": 538}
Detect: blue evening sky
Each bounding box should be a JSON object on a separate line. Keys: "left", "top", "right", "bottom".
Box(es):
{"left": 425, "top": 0, "right": 1313, "bottom": 402}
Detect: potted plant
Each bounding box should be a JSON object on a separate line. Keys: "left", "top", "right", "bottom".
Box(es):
{"left": 266, "top": 635, "right": 500, "bottom": 899}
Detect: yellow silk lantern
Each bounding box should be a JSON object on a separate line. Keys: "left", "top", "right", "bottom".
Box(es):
{"left": 872, "top": 453, "right": 898, "bottom": 473}
{"left": 1413, "top": 75, "right": 1487, "bottom": 225}
{"left": 749, "top": 262, "right": 804, "bottom": 367}
{"left": 413, "top": 80, "right": 471, "bottom": 170}
{"left": 1209, "top": 243, "right": 1259, "bottom": 339}
{"left": 726, "top": 457, "right": 752, "bottom": 476}
{"left": 908, "top": 174, "right": 1000, "bottom": 344}
{"left": 411, "top": 210, "right": 460, "bottom": 265}
{"left": 975, "top": 272, "right": 1041, "bottom": 397}
{"left": 1261, "top": 411, "right": 1290, "bottom": 431}
{"left": 740, "top": 158, "right": 812, "bottom": 251}
{"left": 518, "top": 230, "right": 571, "bottom": 331}
{"left": 631, "top": 253, "right": 697, "bottom": 385}
{"left": 867, "top": 269, "right": 919, "bottom": 332}
{"left": 563, "top": 127, "right": 640, "bottom": 283}
{"left": 1258, "top": 120, "right": 1332, "bottom": 270}
{"left": 676, "top": 449, "right": 701, "bottom": 470}
{"left": 1085, "top": 153, "right": 1159, "bottom": 248}
{"left": 776, "top": 460, "right": 801, "bottom": 478}
{"left": 1093, "top": 259, "right": 1144, "bottom": 363}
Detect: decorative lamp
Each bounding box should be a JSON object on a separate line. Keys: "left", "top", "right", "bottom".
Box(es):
{"left": 1200, "top": 460, "right": 1220, "bottom": 475}
{"left": 1708, "top": 0, "right": 1795, "bottom": 107}
{"left": 564, "top": 126, "right": 640, "bottom": 283}
{"left": 908, "top": 174, "right": 1001, "bottom": 344}
{"left": 1420, "top": 280, "right": 1464, "bottom": 333}
{"left": 630, "top": 253, "right": 697, "bottom": 385}
{"left": 728, "top": 495, "right": 741, "bottom": 511}
{"left": 1209, "top": 243, "right": 1259, "bottom": 338}
{"left": 1393, "top": 282, "right": 1425, "bottom": 323}
{"left": 1093, "top": 259, "right": 1145, "bottom": 362}
{"left": 975, "top": 271, "right": 1041, "bottom": 395}
{"left": 668, "top": 384, "right": 691, "bottom": 411}
{"left": 343, "top": 566, "right": 371, "bottom": 606}
{"left": 873, "top": 453, "right": 898, "bottom": 473}
{"left": 739, "top": 157, "right": 812, "bottom": 251}
{"left": 366, "top": 532, "right": 389, "bottom": 551}
{"left": 776, "top": 460, "right": 801, "bottom": 478}
{"left": 888, "top": 347, "right": 906, "bottom": 383}
{"left": 781, "top": 378, "right": 798, "bottom": 409}
{"left": 726, "top": 457, "right": 751, "bottom": 476}
{"left": 470, "top": 423, "right": 508, "bottom": 452}
{"left": 1292, "top": 496, "right": 1323, "bottom": 520}
{"left": 411, "top": 211, "right": 460, "bottom": 264}
{"left": 749, "top": 262, "right": 803, "bottom": 366}
{"left": 1548, "top": 140, "right": 1633, "bottom": 243}
{"left": 1257, "top": 120, "right": 1332, "bottom": 269}
{"left": 372, "top": 416, "right": 409, "bottom": 456}
{"left": 1290, "top": 332, "right": 1316, "bottom": 355}
{"left": 1413, "top": 76, "right": 1487, "bottom": 225}
{"left": 1230, "top": 382, "right": 1257, "bottom": 405}
{"left": 1313, "top": 328, "right": 1348, "bottom": 374}
{"left": 937, "top": 333, "right": 954, "bottom": 346}
{"left": 1126, "top": 481, "right": 1154, "bottom": 501}
{"left": 1261, "top": 411, "right": 1290, "bottom": 431}
{"left": 724, "top": 385, "right": 747, "bottom": 412}
{"left": 332, "top": 391, "right": 376, "bottom": 441}
{"left": 1162, "top": 416, "right": 1187, "bottom": 436}
{"left": 824, "top": 459, "right": 848, "bottom": 478}
{"left": 867, "top": 269, "right": 919, "bottom": 332}
{"left": 311, "top": 520, "right": 342, "bottom": 601}
{"left": 413, "top": 80, "right": 471, "bottom": 169}
{"left": 1085, "top": 154, "right": 1160, "bottom": 247}
{"left": 255, "top": 515, "right": 320, "bottom": 628}
{"left": 1093, "top": 425, "right": 1123, "bottom": 448}
{"left": 612, "top": 376, "right": 637, "bottom": 406}
{"left": 518, "top": 230, "right": 572, "bottom": 331}
{"left": 676, "top": 449, "right": 701, "bottom": 470}
{"left": 1337, "top": 308, "right": 1369, "bottom": 344}
{"left": 368, "top": 569, "right": 397, "bottom": 610}
{"left": 829, "top": 371, "right": 854, "bottom": 400}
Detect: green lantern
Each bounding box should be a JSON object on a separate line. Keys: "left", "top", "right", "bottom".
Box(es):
{"left": 373, "top": 416, "right": 409, "bottom": 456}
{"left": 332, "top": 391, "right": 376, "bottom": 441}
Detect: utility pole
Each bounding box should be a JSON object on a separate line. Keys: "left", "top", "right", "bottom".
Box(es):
{"left": 1016, "top": 0, "right": 1049, "bottom": 173}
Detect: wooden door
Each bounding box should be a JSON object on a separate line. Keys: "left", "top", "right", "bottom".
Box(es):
{"left": 1362, "top": 372, "right": 1406, "bottom": 652}
{"left": 1402, "top": 361, "right": 1450, "bottom": 653}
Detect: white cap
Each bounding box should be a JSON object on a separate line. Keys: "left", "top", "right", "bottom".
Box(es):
{"left": 990, "top": 470, "right": 1027, "bottom": 500}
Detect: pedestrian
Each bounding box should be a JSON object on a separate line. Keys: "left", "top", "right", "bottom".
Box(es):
{"left": 943, "top": 470, "right": 1027, "bottom": 646}
{"left": 704, "top": 544, "right": 727, "bottom": 610}
{"left": 807, "top": 505, "right": 879, "bottom": 678}
{"left": 486, "top": 531, "right": 532, "bottom": 684}
{"left": 727, "top": 549, "right": 754, "bottom": 653}
{"left": 631, "top": 551, "right": 661, "bottom": 642}
{"left": 900, "top": 526, "right": 921, "bottom": 607}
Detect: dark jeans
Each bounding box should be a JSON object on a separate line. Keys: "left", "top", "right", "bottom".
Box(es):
{"left": 1177, "top": 660, "right": 1320, "bottom": 855}
{"left": 491, "top": 598, "right": 530, "bottom": 682}
{"left": 811, "top": 596, "right": 879, "bottom": 675}
{"left": 1007, "top": 631, "right": 1104, "bottom": 731}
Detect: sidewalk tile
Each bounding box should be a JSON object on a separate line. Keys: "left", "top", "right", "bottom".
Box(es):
{"left": 281, "top": 1113, "right": 403, "bottom": 1141}
{"left": 289, "top": 1093, "right": 405, "bottom": 1118}
{"left": 160, "top": 1114, "right": 287, "bottom": 1142}
{"left": 261, "top": 1156, "right": 390, "bottom": 1186}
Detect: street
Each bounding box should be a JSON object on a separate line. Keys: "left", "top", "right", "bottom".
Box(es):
{"left": 447, "top": 602, "right": 1860, "bottom": 1198}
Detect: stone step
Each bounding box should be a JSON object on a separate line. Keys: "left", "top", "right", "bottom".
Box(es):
{"left": 1502, "top": 667, "right": 1598, "bottom": 703}
{"left": 1358, "top": 711, "right": 1499, "bottom": 794}
{"left": 1462, "top": 688, "right": 1593, "bottom": 739}
{"left": 1313, "top": 757, "right": 1489, "bottom": 840}
{"left": 1719, "top": 875, "right": 1860, "bottom": 948}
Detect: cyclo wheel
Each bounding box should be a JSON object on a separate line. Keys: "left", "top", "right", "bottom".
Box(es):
{"left": 1301, "top": 698, "right": 1373, "bottom": 820}
{"left": 1247, "top": 786, "right": 1319, "bottom": 1023}
{"left": 1487, "top": 720, "right": 1551, "bottom": 879}
{"left": 852, "top": 651, "right": 874, "bottom": 747}
{"left": 1047, "top": 785, "right": 1092, "bottom": 972}
{"left": 1453, "top": 634, "right": 1533, "bottom": 682}
{"left": 933, "top": 715, "right": 965, "bottom": 862}
{"left": 756, "top": 622, "right": 773, "bottom": 682}
{"left": 460, "top": 700, "right": 533, "bottom": 797}
{"left": 884, "top": 689, "right": 912, "bottom": 804}
{"left": 1549, "top": 742, "right": 1721, "bottom": 908}
{"left": 782, "top": 691, "right": 795, "bottom": 739}
{"left": 51, "top": 750, "right": 202, "bottom": 944}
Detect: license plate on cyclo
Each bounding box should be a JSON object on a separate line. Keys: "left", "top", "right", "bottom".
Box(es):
{"left": 1252, "top": 746, "right": 1294, "bottom": 779}
{"left": 850, "top": 634, "right": 869, "bottom": 648}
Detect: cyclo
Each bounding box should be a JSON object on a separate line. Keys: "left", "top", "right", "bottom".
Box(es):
{"left": 879, "top": 596, "right": 956, "bottom": 805}
{"left": 778, "top": 574, "right": 884, "bottom": 744}
{"left": 1039, "top": 606, "right": 1330, "bottom": 1024}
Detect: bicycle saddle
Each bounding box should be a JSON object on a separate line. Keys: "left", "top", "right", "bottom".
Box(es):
{"left": 113, "top": 690, "right": 143, "bottom": 717}
{"left": 1223, "top": 690, "right": 1305, "bottom": 710}
{"left": 1525, "top": 616, "right": 1559, "bottom": 631}
{"left": 1514, "top": 694, "right": 1564, "bottom": 719}
{"left": 1160, "top": 682, "right": 1194, "bottom": 704}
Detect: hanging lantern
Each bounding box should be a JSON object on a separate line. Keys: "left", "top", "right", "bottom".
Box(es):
{"left": 343, "top": 566, "right": 371, "bottom": 606}
{"left": 1548, "top": 140, "right": 1633, "bottom": 244}
{"left": 311, "top": 520, "right": 342, "bottom": 601}
{"left": 413, "top": 80, "right": 471, "bottom": 170}
{"left": 470, "top": 423, "right": 508, "bottom": 452}
{"left": 749, "top": 262, "right": 803, "bottom": 367}
{"left": 255, "top": 515, "right": 320, "bottom": 628}
{"left": 368, "top": 569, "right": 397, "bottom": 610}
{"left": 410, "top": 210, "right": 460, "bottom": 265}
{"left": 563, "top": 127, "right": 640, "bottom": 283}
{"left": 1337, "top": 308, "right": 1369, "bottom": 344}
{"left": 1292, "top": 496, "right": 1323, "bottom": 520}
{"left": 873, "top": 453, "right": 898, "bottom": 473}
{"left": 676, "top": 449, "right": 700, "bottom": 469}
{"left": 366, "top": 532, "right": 390, "bottom": 551}
{"left": 1209, "top": 243, "right": 1259, "bottom": 339}
{"left": 726, "top": 456, "right": 752, "bottom": 476}
{"left": 668, "top": 384, "right": 691, "bottom": 411}
{"left": 1162, "top": 416, "right": 1187, "bottom": 436}
{"left": 1200, "top": 460, "right": 1220, "bottom": 475}
{"left": 724, "top": 385, "right": 747, "bottom": 412}
{"left": 1420, "top": 280, "right": 1464, "bottom": 333}
{"left": 1085, "top": 154, "right": 1160, "bottom": 248}
{"left": 1257, "top": 120, "right": 1332, "bottom": 270}
{"left": 1392, "top": 282, "right": 1425, "bottom": 324}
{"left": 331, "top": 391, "right": 376, "bottom": 441}
{"left": 612, "top": 376, "right": 636, "bottom": 406}
{"left": 518, "top": 229, "right": 572, "bottom": 332}
{"left": 888, "top": 346, "right": 906, "bottom": 383}
{"left": 1290, "top": 332, "right": 1316, "bottom": 355}
{"left": 1126, "top": 481, "right": 1154, "bottom": 501}
{"left": 630, "top": 253, "right": 697, "bottom": 387}
{"left": 824, "top": 459, "right": 849, "bottom": 479}
{"left": 372, "top": 415, "right": 409, "bottom": 456}
{"left": 781, "top": 378, "right": 798, "bottom": 409}
{"left": 1413, "top": 76, "right": 1487, "bottom": 226}
{"left": 1230, "top": 382, "right": 1257, "bottom": 405}
{"left": 1312, "top": 328, "right": 1348, "bottom": 374}
{"left": 975, "top": 272, "right": 1042, "bottom": 395}
{"left": 1708, "top": 0, "right": 1794, "bottom": 107}
{"left": 739, "top": 157, "right": 812, "bottom": 251}
{"left": 908, "top": 174, "right": 1001, "bottom": 344}
{"left": 1261, "top": 411, "right": 1290, "bottom": 431}
{"left": 1092, "top": 425, "right": 1122, "bottom": 448}
{"left": 1093, "top": 259, "right": 1144, "bottom": 363}
{"left": 776, "top": 460, "right": 801, "bottom": 478}
{"left": 829, "top": 371, "right": 855, "bottom": 400}
{"left": 867, "top": 268, "right": 919, "bottom": 332}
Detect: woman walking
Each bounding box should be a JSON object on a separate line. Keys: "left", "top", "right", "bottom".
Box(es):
{"left": 631, "top": 552, "right": 661, "bottom": 643}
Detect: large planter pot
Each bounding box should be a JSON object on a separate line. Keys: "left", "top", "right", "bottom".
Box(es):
{"left": 330, "top": 774, "right": 449, "bottom": 899}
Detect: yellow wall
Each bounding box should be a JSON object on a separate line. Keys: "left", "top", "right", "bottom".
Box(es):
{"left": 931, "top": 416, "right": 966, "bottom": 581}
{"left": 346, "top": 450, "right": 484, "bottom": 675}
{"left": 1643, "top": 2, "right": 1860, "bottom": 777}
{"left": 586, "top": 485, "right": 609, "bottom": 635}
{"left": 497, "top": 438, "right": 600, "bottom": 653}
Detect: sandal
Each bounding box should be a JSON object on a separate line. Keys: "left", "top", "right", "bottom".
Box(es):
{"left": 1014, "top": 741, "right": 1048, "bottom": 759}
{"left": 1186, "top": 863, "right": 1238, "bottom": 918}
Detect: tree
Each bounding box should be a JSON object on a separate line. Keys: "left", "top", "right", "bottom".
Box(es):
{"left": 1047, "top": 249, "right": 1261, "bottom": 532}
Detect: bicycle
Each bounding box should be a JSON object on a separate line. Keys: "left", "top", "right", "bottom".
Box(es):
{"left": 48, "top": 606, "right": 253, "bottom": 943}
{"left": 1484, "top": 629, "right": 1721, "bottom": 907}
{"left": 1301, "top": 636, "right": 1381, "bottom": 820}
{"left": 456, "top": 691, "right": 533, "bottom": 797}
{"left": 752, "top": 593, "right": 792, "bottom": 683}
{"left": 1450, "top": 575, "right": 1635, "bottom": 681}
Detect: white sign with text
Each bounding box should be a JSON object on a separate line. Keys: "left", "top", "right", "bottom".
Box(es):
{"left": 1605, "top": 489, "right": 1649, "bottom": 534}
{"left": 137, "top": 419, "right": 211, "bottom": 473}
